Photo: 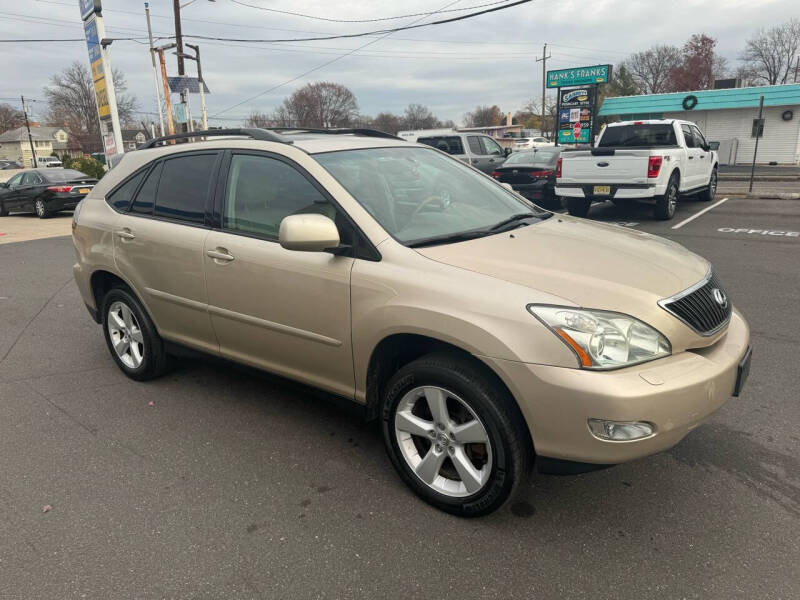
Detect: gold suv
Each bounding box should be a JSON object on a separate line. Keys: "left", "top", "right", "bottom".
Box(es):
{"left": 72, "top": 128, "right": 751, "bottom": 516}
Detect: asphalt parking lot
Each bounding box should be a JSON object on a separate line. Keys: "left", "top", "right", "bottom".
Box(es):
{"left": 1, "top": 196, "right": 798, "bottom": 599}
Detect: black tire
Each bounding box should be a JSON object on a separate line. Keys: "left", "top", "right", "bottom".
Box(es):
{"left": 610, "top": 198, "right": 630, "bottom": 208}
{"left": 566, "top": 197, "right": 591, "bottom": 218}
{"left": 34, "top": 198, "right": 50, "bottom": 219}
{"left": 101, "top": 286, "right": 168, "bottom": 381}
{"left": 381, "top": 353, "right": 529, "bottom": 517}
{"left": 697, "top": 167, "right": 717, "bottom": 202}
{"left": 0, "top": 202, "right": 7, "bottom": 217}
{"left": 654, "top": 173, "right": 679, "bottom": 220}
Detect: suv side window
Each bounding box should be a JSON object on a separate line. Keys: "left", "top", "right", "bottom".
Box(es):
{"left": 223, "top": 154, "right": 336, "bottom": 239}
{"left": 467, "top": 136, "right": 483, "bottom": 155}
{"left": 131, "top": 162, "right": 162, "bottom": 215}
{"left": 681, "top": 125, "right": 696, "bottom": 148}
{"left": 480, "top": 136, "right": 503, "bottom": 156}
{"left": 154, "top": 153, "right": 217, "bottom": 224}
{"left": 106, "top": 169, "right": 148, "bottom": 212}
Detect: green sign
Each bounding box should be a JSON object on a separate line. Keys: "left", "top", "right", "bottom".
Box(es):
{"left": 547, "top": 64, "right": 611, "bottom": 88}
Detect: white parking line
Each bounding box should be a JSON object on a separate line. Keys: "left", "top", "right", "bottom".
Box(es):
{"left": 671, "top": 197, "right": 729, "bottom": 230}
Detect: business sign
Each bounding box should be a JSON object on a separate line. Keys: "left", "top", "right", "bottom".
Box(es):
{"left": 103, "top": 133, "right": 117, "bottom": 157}
{"left": 173, "top": 103, "right": 187, "bottom": 124}
{"left": 559, "top": 87, "right": 594, "bottom": 108}
{"left": 559, "top": 121, "right": 591, "bottom": 144}
{"left": 79, "top": 0, "right": 102, "bottom": 21}
{"left": 84, "top": 16, "right": 110, "bottom": 120}
{"left": 547, "top": 64, "right": 611, "bottom": 88}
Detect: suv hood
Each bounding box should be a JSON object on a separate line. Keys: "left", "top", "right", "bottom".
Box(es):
{"left": 416, "top": 216, "right": 713, "bottom": 346}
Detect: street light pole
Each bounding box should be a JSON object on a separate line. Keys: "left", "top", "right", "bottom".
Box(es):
{"left": 145, "top": 2, "right": 165, "bottom": 136}
{"left": 535, "top": 43, "right": 551, "bottom": 139}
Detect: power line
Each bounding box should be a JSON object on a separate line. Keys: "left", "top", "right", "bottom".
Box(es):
{"left": 188, "top": 0, "right": 531, "bottom": 44}
{"left": 211, "top": 0, "right": 481, "bottom": 118}
{"left": 229, "top": 0, "right": 513, "bottom": 23}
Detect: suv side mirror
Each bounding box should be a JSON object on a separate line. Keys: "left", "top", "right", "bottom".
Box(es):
{"left": 279, "top": 214, "right": 340, "bottom": 252}
{"left": 504, "top": 147, "right": 512, "bottom": 157}
{"left": 702, "top": 143, "right": 711, "bottom": 152}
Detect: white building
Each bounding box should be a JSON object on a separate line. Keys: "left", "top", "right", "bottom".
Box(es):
{"left": 598, "top": 84, "right": 800, "bottom": 165}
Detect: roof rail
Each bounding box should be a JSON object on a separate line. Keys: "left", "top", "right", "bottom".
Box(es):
{"left": 137, "top": 128, "right": 292, "bottom": 150}
{"left": 269, "top": 127, "right": 402, "bottom": 141}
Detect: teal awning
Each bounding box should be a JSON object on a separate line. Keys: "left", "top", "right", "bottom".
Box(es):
{"left": 598, "top": 84, "right": 800, "bottom": 116}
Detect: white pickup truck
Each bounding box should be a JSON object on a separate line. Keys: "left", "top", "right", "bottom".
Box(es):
{"left": 555, "top": 119, "right": 718, "bottom": 220}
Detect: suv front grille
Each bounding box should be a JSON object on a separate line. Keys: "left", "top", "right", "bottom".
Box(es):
{"left": 659, "top": 272, "right": 732, "bottom": 335}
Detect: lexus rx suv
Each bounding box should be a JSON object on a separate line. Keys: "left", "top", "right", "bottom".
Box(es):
{"left": 72, "top": 128, "right": 751, "bottom": 516}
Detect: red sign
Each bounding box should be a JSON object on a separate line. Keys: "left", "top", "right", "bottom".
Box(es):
{"left": 573, "top": 121, "right": 582, "bottom": 139}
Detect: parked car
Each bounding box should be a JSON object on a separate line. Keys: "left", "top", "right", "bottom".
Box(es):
{"left": 490, "top": 147, "right": 562, "bottom": 206}
{"left": 556, "top": 119, "right": 718, "bottom": 220}
{"left": 514, "top": 136, "right": 554, "bottom": 150}
{"left": 0, "top": 159, "right": 24, "bottom": 170}
{"left": 36, "top": 156, "right": 63, "bottom": 168}
{"left": 417, "top": 132, "right": 511, "bottom": 173}
{"left": 72, "top": 128, "right": 750, "bottom": 517}
{"left": 0, "top": 168, "right": 97, "bottom": 218}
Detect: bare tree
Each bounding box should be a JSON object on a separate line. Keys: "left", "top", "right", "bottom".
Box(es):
{"left": 625, "top": 45, "right": 681, "bottom": 93}
{"left": 463, "top": 104, "right": 504, "bottom": 127}
{"left": 278, "top": 81, "right": 358, "bottom": 128}
{"left": 372, "top": 112, "right": 403, "bottom": 135}
{"left": 43, "top": 61, "right": 137, "bottom": 135}
{"left": 0, "top": 103, "right": 25, "bottom": 132}
{"left": 244, "top": 111, "right": 279, "bottom": 128}
{"left": 402, "top": 103, "right": 440, "bottom": 130}
{"left": 740, "top": 19, "right": 800, "bottom": 85}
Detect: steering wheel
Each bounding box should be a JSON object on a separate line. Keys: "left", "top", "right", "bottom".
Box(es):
{"left": 408, "top": 189, "right": 452, "bottom": 222}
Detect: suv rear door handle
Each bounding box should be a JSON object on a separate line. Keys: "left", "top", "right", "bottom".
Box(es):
{"left": 116, "top": 228, "right": 136, "bottom": 240}
{"left": 207, "top": 248, "right": 235, "bottom": 262}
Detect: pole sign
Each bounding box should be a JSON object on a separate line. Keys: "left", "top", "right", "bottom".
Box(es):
{"left": 83, "top": 16, "right": 110, "bottom": 120}
{"left": 79, "top": 0, "right": 101, "bottom": 21}
{"left": 546, "top": 64, "right": 611, "bottom": 89}
{"left": 558, "top": 87, "right": 593, "bottom": 144}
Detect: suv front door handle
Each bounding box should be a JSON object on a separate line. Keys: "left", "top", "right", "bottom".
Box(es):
{"left": 207, "top": 248, "right": 235, "bottom": 263}
{"left": 116, "top": 228, "right": 136, "bottom": 240}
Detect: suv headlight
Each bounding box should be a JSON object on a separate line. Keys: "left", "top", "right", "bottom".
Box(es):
{"left": 528, "top": 305, "right": 671, "bottom": 370}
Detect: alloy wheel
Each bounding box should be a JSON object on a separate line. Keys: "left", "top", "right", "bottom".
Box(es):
{"left": 35, "top": 200, "right": 46, "bottom": 217}
{"left": 710, "top": 170, "right": 717, "bottom": 196}
{"left": 106, "top": 301, "right": 145, "bottom": 369}
{"left": 394, "top": 386, "right": 493, "bottom": 498}
{"left": 667, "top": 182, "right": 678, "bottom": 216}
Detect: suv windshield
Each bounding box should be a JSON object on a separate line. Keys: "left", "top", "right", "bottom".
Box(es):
{"left": 315, "top": 147, "right": 548, "bottom": 246}
{"left": 598, "top": 124, "right": 677, "bottom": 147}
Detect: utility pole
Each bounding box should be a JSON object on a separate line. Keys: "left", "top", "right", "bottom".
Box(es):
{"left": 156, "top": 43, "right": 177, "bottom": 136}
{"left": 535, "top": 43, "right": 551, "bottom": 138}
{"left": 173, "top": 0, "right": 184, "bottom": 76}
{"left": 185, "top": 43, "right": 208, "bottom": 130}
{"left": 21, "top": 96, "right": 37, "bottom": 167}
{"left": 749, "top": 95, "right": 765, "bottom": 193}
{"left": 145, "top": 2, "right": 165, "bottom": 136}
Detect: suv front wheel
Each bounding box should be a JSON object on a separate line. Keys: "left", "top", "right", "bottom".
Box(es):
{"left": 381, "top": 353, "right": 528, "bottom": 517}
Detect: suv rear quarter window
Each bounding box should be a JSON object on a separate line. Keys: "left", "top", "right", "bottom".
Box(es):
{"left": 131, "top": 162, "right": 161, "bottom": 215}
{"left": 106, "top": 169, "right": 147, "bottom": 212}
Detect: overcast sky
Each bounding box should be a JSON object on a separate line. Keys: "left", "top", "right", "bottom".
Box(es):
{"left": 1, "top": 0, "right": 795, "bottom": 127}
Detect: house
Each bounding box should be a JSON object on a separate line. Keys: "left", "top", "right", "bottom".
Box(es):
{"left": 122, "top": 129, "right": 148, "bottom": 151}
{"left": 30, "top": 126, "right": 72, "bottom": 156}
{"left": 598, "top": 84, "right": 800, "bottom": 165}
{"left": 0, "top": 127, "right": 55, "bottom": 167}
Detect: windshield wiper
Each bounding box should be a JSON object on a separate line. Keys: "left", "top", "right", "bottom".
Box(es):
{"left": 407, "top": 229, "right": 491, "bottom": 248}
{"left": 488, "top": 212, "right": 548, "bottom": 232}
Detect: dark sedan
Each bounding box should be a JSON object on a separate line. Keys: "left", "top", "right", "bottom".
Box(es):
{"left": 0, "top": 169, "right": 98, "bottom": 218}
{"left": 491, "top": 148, "right": 562, "bottom": 207}
{"left": 0, "top": 159, "right": 24, "bottom": 170}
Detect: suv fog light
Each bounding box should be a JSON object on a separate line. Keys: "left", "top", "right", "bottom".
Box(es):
{"left": 588, "top": 419, "right": 654, "bottom": 441}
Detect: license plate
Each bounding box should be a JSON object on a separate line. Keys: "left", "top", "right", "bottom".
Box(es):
{"left": 78, "top": 188, "right": 90, "bottom": 194}
{"left": 593, "top": 185, "right": 611, "bottom": 195}
{"left": 733, "top": 346, "right": 752, "bottom": 397}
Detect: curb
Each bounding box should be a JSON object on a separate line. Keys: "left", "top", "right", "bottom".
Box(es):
{"left": 718, "top": 176, "right": 800, "bottom": 182}
{"left": 741, "top": 192, "right": 800, "bottom": 200}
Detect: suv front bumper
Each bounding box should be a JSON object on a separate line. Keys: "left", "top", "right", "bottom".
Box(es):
{"left": 481, "top": 308, "right": 750, "bottom": 465}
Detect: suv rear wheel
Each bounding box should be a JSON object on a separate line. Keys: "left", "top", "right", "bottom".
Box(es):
{"left": 381, "top": 353, "right": 528, "bottom": 517}
{"left": 565, "top": 197, "right": 591, "bottom": 218}
{"left": 102, "top": 287, "right": 168, "bottom": 381}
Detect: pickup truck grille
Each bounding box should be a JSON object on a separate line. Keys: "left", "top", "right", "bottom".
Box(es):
{"left": 659, "top": 272, "right": 732, "bottom": 335}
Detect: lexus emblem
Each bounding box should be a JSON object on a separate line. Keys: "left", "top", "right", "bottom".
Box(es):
{"left": 712, "top": 288, "right": 727, "bottom": 308}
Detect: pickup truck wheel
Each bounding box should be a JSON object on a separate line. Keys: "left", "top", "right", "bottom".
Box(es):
{"left": 566, "top": 197, "right": 591, "bottom": 218}
{"left": 697, "top": 168, "right": 717, "bottom": 202}
{"left": 381, "top": 353, "right": 528, "bottom": 517}
{"left": 654, "top": 174, "right": 679, "bottom": 220}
